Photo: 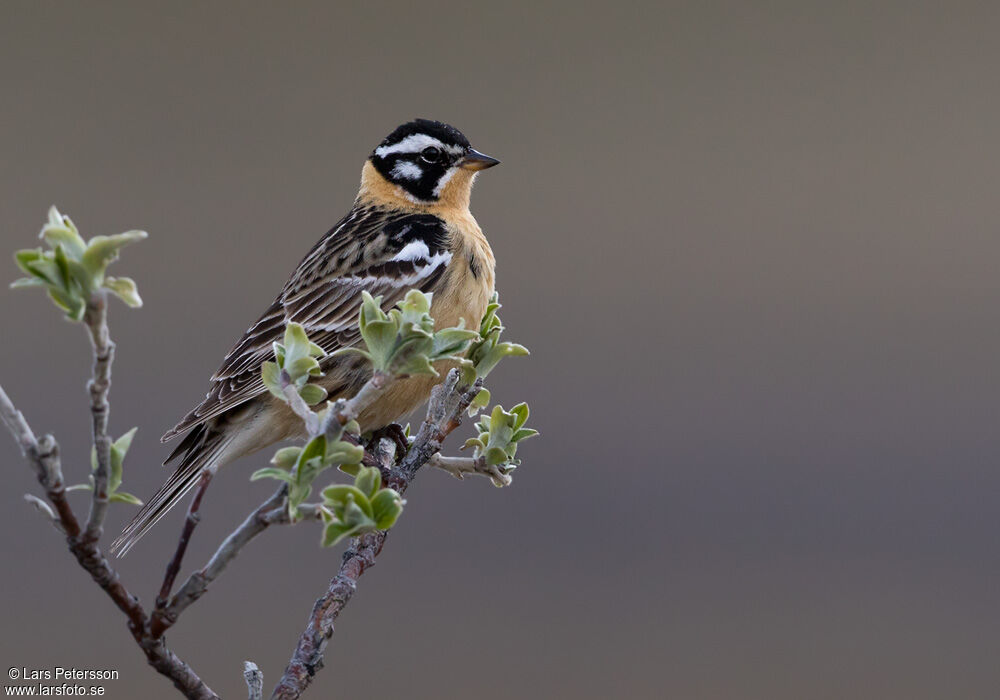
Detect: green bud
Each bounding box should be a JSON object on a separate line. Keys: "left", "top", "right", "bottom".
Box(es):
{"left": 354, "top": 465, "right": 381, "bottom": 499}
{"left": 271, "top": 446, "right": 303, "bottom": 469}
{"left": 298, "top": 384, "right": 328, "bottom": 406}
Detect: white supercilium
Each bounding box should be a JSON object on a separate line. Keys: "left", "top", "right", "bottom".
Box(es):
{"left": 375, "top": 134, "right": 465, "bottom": 158}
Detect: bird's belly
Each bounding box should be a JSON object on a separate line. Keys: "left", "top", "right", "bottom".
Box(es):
{"left": 272, "top": 278, "right": 491, "bottom": 435}
{"left": 356, "top": 372, "right": 442, "bottom": 431}
{"left": 357, "top": 287, "right": 490, "bottom": 431}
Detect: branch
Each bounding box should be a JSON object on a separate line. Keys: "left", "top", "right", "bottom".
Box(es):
{"left": 150, "top": 371, "right": 392, "bottom": 638}
{"left": 23, "top": 493, "right": 65, "bottom": 533}
{"left": 151, "top": 487, "right": 285, "bottom": 637}
{"left": 270, "top": 369, "right": 482, "bottom": 700}
{"left": 1, "top": 382, "right": 220, "bottom": 699}
{"left": 281, "top": 381, "right": 318, "bottom": 435}
{"left": 394, "top": 370, "right": 484, "bottom": 484}
{"left": 1, "top": 384, "right": 66, "bottom": 492}
{"left": 427, "top": 454, "right": 513, "bottom": 487}
{"left": 244, "top": 662, "right": 263, "bottom": 700}
{"left": 82, "top": 293, "right": 115, "bottom": 542}
{"left": 338, "top": 369, "right": 390, "bottom": 423}
{"left": 156, "top": 471, "right": 214, "bottom": 609}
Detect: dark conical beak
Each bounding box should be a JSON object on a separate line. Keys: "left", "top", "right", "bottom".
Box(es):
{"left": 458, "top": 149, "right": 500, "bottom": 171}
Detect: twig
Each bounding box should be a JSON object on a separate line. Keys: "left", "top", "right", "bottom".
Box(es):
{"left": 152, "top": 371, "right": 392, "bottom": 638}
{"left": 150, "top": 490, "right": 324, "bottom": 638}
{"left": 156, "top": 471, "right": 214, "bottom": 608}
{"left": 317, "top": 370, "right": 391, "bottom": 440}
{"left": 83, "top": 293, "right": 116, "bottom": 542}
{"left": 23, "top": 493, "right": 65, "bottom": 533}
{"left": 394, "top": 371, "right": 484, "bottom": 484}
{"left": 427, "top": 453, "right": 513, "bottom": 487}
{"left": 151, "top": 487, "right": 285, "bottom": 637}
{"left": 270, "top": 370, "right": 482, "bottom": 700}
{"left": 1, "top": 384, "right": 64, "bottom": 489}
{"left": 244, "top": 661, "right": 263, "bottom": 700}
{"left": 5, "top": 297, "right": 505, "bottom": 700}
{"left": 281, "top": 380, "right": 318, "bottom": 435}
{"left": 1, "top": 382, "right": 220, "bottom": 699}
{"left": 338, "top": 369, "right": 389, "bottom": 423}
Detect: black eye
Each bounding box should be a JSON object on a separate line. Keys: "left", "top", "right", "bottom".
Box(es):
{"left": 421, "top": 146, "right": 441, "bottom": 163}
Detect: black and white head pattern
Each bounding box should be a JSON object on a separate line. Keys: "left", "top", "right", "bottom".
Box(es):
{"left": 370, "top": 119, "right": 473, "bottom": 203}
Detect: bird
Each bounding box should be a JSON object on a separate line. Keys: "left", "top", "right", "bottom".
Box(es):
{"left": 111, "top": 119, "right": 499, "bottom": 555}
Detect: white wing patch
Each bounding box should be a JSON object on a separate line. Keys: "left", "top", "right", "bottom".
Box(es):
{"left": 294, "top": 250, "right": 453, "bottom": 331}
{"left": 347, "top": 250, "right": 452, "bottom": 288}
{"left": 391, "top": 240, "right": 431, "bottom": 261}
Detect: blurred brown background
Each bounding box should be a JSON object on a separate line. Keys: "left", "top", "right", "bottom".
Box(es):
{"left": 2, "top": 1, "right": 999, "bottom": 698}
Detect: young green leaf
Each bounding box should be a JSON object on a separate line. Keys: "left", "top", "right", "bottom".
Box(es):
{"left": 271, "top": 446, "right": 303, "bottom": 469}
{"left": 460, "top": 293, "right": 530, "bottom": 381}
{"left": 12, "top": 208, "right": 147, "bottom": 319}
{"left": 39, "top": 207, "right": 86, "bottom": 258}
{"left": 467, "top": 387, "right": 491, "bottom": 417}
{"left": 464, "top": 402, "right": 538, "bottom": 472}
{"left": 321, "top": 485, "right": 374, "bottom": 519}
{"left": 250, "top": 467, "right": 295, "bottom": 483}
{"left": 104, "top": 276, "right": 143, "bottom": 307}
{"left": 370, "top": 489, "right": 404, "bottom": 529}
{"left": 354, "top": 465, "right": 381, "bottom": 499}
{"left": 80, "top": 231, "right": 148, "bottom": 279}
{"left": 261, "top": 361, "right": 282, "bottom": 397}
{"left": 109, "top": 491, "right": 143, "bottom": 506}
{"left": 321, "top": 520, "right": 365, "bottom": 547}
{"left": 298, "top": 384, "right": 328, "bottom": 406}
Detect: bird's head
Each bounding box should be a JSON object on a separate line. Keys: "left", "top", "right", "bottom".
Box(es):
{"left": 365, "top": 119, "right": 499, "bottom": 208}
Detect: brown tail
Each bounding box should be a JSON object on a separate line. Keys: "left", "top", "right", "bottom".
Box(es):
{"left": 109, "top": 424, "right": 230, "bottom": 556}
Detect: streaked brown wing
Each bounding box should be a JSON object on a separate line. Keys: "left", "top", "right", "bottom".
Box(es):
{"left": 161, "top": 207, "right": 452, "bottom": 442}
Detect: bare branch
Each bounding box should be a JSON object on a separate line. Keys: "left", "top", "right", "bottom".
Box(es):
{"left": 290, "top": 503, "right": 328, "bottom": 521}
{"left": 244, "top": 662, "right": 264, "bottom": 700}
{"left": 427, "top": 454, "right": 513, "bottom": 487}
{"left": 281, "top": 382, "right": 318, "bottom": 435}
{"left": 2, "top": 386, "right": 78, "bottom": 538}
{"left": 83, "top": 293, "right": 116, "bottom": 542}
{"left": 153, "top": 487, "right": 286, "bottom": 636}
{"left": 394, "top": 371, "right": 484, "bottom": 484}
{"left": 314, "top": 370, "right": 391, "bottom": 443}
{"left": 339, "top": 369, "right": 389, "bottom": 423}
{"left": 150, "top": 365, "right": 393, "bottom": 639}
{"left": 134, "top": 638, "right": 219, "bottom": 700}
{"left": 2, "top": 382, "right": 219, "bottom": 699}
{"left": 271, "top": 369, "right": 482, "bottom": 700}
{"left": 0, "top": 384, "right": 39, "bottom": 457}
{"left": 270, "top": 531, "right": 385, "bottom": 700}
{"left": 156, "top": 471, "right": 214, "bottom": 609}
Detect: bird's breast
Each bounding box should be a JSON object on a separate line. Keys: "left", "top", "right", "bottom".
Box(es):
{"left": 360, "top": 213, "right": 495, "bottom": 431}
{"left": 434, "top": 212, "right": 495, "bottom": 328}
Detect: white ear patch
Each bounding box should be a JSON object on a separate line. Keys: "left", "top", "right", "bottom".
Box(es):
{"left": 391, "top": 161, "right": 423, "bottom": 180}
